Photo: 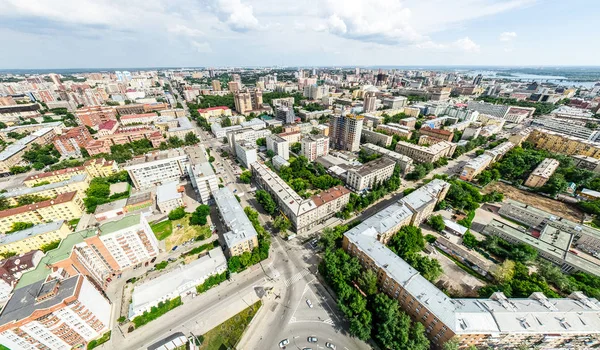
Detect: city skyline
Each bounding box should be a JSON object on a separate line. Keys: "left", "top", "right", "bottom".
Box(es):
{"left": 1, "top": 0, "right": 598, "bottom": 69}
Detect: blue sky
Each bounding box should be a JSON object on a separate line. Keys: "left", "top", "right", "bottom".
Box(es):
{"left": 0, "top": 0, "right": 597, "bottom": 69}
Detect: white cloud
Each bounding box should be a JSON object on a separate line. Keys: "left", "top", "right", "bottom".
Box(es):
{"left": 454, "top": 37, "right": 480, "bottom": 52}
{"left": 211, "top": 0, "right": 260, "bottom": 32}
{"left": 499, "top": 31, "right": 517, "bottom": 41}
{"left": 168, "top": 24, "right": 204, "bottom": 37}
{"left": 192, "top": 40, "right": 212, "bottom": 53}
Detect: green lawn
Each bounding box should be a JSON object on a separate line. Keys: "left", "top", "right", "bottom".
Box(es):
{"left": 198, "top": 301, "right": 262, "bottom": 350}
{"left": 151, "top": 220, "right": 173, "bottom": 240}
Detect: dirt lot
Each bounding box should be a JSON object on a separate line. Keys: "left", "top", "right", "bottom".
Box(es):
{"left": 483, "top": 182, "right": 583, "bottom": 222}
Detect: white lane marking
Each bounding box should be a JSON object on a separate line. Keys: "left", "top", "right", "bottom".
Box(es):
{"left": 283, "top": 269, "right": 310, "bottom": 287}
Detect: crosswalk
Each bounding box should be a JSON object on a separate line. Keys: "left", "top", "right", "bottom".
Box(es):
{"left": 323, "top": 318, "right": 334, "bottom": 325}
{"left": 283, "top": 269, "right": 311, "bottom": 287}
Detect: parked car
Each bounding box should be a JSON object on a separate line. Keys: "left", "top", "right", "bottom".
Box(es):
{"left": 306, "top": 299, "right": 313, "bottom": 308}
{"left": 325, "top": 343, "right": 336, "bottom": 350}
{"left": 279, "top": 339, "right": 290, "bottom": 348}
{"left": 307, "top": 336, "right": 318, "bottom": 343}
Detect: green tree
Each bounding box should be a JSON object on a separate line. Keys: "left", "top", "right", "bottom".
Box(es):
{"left": 462, "top": 231, "right": 479, "bottom": 248}
{"left": 273, "top": 216, "right": 291, "bottom": 232}
{"left": 266, "top": 149, "right": 275, "bottom": 158}
{"left": 357, "top": 269, "right": 378, "bottom": 296}
{"left": 184, "top": 132, "right": 200, "bottom": 145}
{"left": 240, "top": 170, "right": 252, "bottom": 184}
{"left": 290, "top": 142, "right": 301, "bottom": 154}
{"left": 255, "top": 190, "right": 277, "bottom": 215}
{"left": 7, "top": 222, "right": 34, "bottom": 233}
{"left": 428, "top": 214, "right": 445, "bottom": 232}
{"left": 168, "top": 207, "right": 186, "bottom": 220}
{"left": 190, "top": 205, "right": 210, "bottom": 226}
{"left": 221, "top": 118, "right": 232, "bottom": 127}
{"left": 256, "top": 138, "right": 266, "bottom": 146}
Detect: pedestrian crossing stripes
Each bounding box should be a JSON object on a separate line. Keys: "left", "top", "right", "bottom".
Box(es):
{"left": 323, "top": 318, "right": 334, "bottom": 325}
{"left": 283, "top": 269, "right": 311, "bottom": 287}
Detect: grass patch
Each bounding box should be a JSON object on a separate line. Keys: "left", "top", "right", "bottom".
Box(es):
{"left": 435, "top": 247, "right": 489, "bottom": 283}
{"left": 132, "top": 297, "right": 182, "bottom": 328}
{"left": 68, "top": 218, "right": 81, "bottom": 228}
{"left": 198, "top": 300, "right": 261, "bottom": 350}
{"left": 196, "top": 272, "right": 227, "bottom": 294}
{"left": 165, "top": 214, "right": 212, "bottom": 250}
{"left": 151, "top": 220, "right": 173, "bottom": 241}
{"left": 183, "top": 240, "right": 220, "bottom": 258}
{"left": 154, "top": 261, "right": 169, "bottom": 270}
{"left": 87, "top": 331, "right": 111, "bottom": 350}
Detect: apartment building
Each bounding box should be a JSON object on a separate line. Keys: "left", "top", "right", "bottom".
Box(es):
{"left": 0, "top": 274, "right": 111, "bottom": 350}
{"left": 361, "top": 129, "right": 392, "bottom": 147}
{"left": 0, "top": 221, "right": 70, "bottom": 256}
{"left": 0, "top": 122, "right": 64, "bottom": 142}
{"left": 198, "top": 106, "right": 232, "bottom": 120}
{"left": 532, "top": 118, "right": 600, "bottom": 142}
{"left": 186, "top": 145, "right": 219, "bottom": 204}
{"left": 0, "top": 128, "right": 57, "bottom": 174}
{"left": 266, "top": 134, "right": 290, "bottom": 160}
{"left": 213, "top": 188, "right": 259, "bottom": 257}
{"left": 525, "top": 158, "right": 560, "bottom": 188}
{"left": 75, "top": 106, "right": 117, "bottom": 127}
{"left": 395, "top": 140, "right": 456, "bottom": 164}
{"left": 505, "top": 106, "right": 535, "bottom": 123}
{"left": 382, "top": 96, "right": 407, "bottom": 109}
{"left": 24, "top": 166, "right": 87, "bottom": 186}
{"left": 0, "top": 250, "right": 43, "bottom": 302}
{"left": 527, "top": 129, "right": 600, "bottom": 158}
{"left": 252, "top": 162, "right": 319, "bottom": 233}
{"left": 460, "top": 154, "right": 493, "bottom": 181}
{"left": 211, "top": 123, "right": 242, "bottom": 138}
{"left": 2, "top": 173, "right": 89, "bottom": 206}
{"left": 156, "top": 181, "right": 184, "bottom": 213}
{"left": 227, "top": 128, "right": 272, "bottom": 156}
{"left": 346, "top": 157, "right": 396, "bottom": 192}
{"left": 124, "top": 149, "right": 189, "bottom": 189}
{"left": 0, "top": 192, "right": 85, "bottom": 234}
{"left": 508, "top": 127, "right": 532, "bottom": 146}
{"left": 329, "top": 114, "right": 364, "bottom": 152}
{"left": 376, "top": 123, "right": 412, "bottom": 138}
{"left": 233, "top": 89, "right": 264, "bottom": 114}
{"left": 234, "top": 140, "right": 257, "bottom": 169}
{"left": 419, "top": 127, "right": 454, "bottom": 142}
{"left": 311, "top": 186, "right": 351, "bottom": 222}
{"left": 572, "top": 155, "right": 600, "bottom": 173}
{"left": 301, "top": 134, "right": 330, "bottom": 161}
{"left": 343, "top": 181, "right": 600, "bottom": 349}
{"left": 361, "top": 143, "right": 413, "bottom": 177}
{"left": 53, "top": 126, "right": 93, "bottom": 157}
{"left": 278, "top": 130, "right": 301, "bottom": 144}
{"left": 15, "top": 214, "right": 159, "bottom": 292}
{"left": 83, "top": 158, "right": 119, "bottom": 178}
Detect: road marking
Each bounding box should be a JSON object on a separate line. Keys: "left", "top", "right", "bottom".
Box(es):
{"left": 323, "top": 318, "right": 334, "bottom": 325}
{"left": 283, "top": 269, "right": 310, "bottom": 287}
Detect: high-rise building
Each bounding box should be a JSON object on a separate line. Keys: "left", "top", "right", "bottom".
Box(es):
{"left": 301, "top": 134, "right": 329, "bottom": 161}
{"left": 124, "top": 149, "right": 189, "bottom": 189}
{"left": 276, "top": 105, "right": 296, "bottom": 124}
{"left": 212, "top": 80, "right": 222, "bottom": 91}
{"left": 473, "top": 73, "right": 483, "bottom": 85}
{"left": 363, "top": 91, "right": 377, "bottom": 113}
{"left": 228, "top": 81, "right": 241, "bottom": 92}
{"left": 233, "top": 89, "right": 263, "bottom": 114}
{"left": 329, "top": 114, "right": 364, "bottom": 152}
{"left": 232, "top": 74, "right": 241, "bottom": 84}
{"left": 303, "top": 84, "right": 328, "bottom": 100}
{"left": 266, "top": 134, "right": 290, "bottom": 160}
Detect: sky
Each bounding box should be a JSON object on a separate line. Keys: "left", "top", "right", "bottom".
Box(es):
{"left": 0, "top": 0, "right": 598, "bottom": 69}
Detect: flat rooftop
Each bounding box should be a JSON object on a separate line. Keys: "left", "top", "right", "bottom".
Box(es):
{"left": 156, "top": 181, "right": 182, "bottom": 204}
{"left": 0, "top": 220, "right": 66, "bottom": 245}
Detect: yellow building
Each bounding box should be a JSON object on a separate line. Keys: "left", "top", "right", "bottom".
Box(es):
{"left": 0, "top": 192, "right": 85, "bottom": 233}
{"left": 527, "top": 129, "right": 600, "bottom": 158}
{"left": 524, "top": 158, "right": 560, "bottom": 188}
{"left": 0, "top": 220, "right": 71, "bottom": 256}
{"left": 23, "top": 166, "right": 86, "bottom": 187}
{"left": 84, "top": 158, "right": 119, "bottom": 177}
{"left": 3, "top": 174, "right": 90, "bottom": 206}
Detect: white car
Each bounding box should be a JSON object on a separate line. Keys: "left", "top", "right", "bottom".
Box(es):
{"left": 279, "top": 339, "right": 290, "bottom": 348}
{"left": 325, "top": 342, "right": 336, "bottom": 350}
{"left": 306, "top": 299, "right": 313, "bottom": 308}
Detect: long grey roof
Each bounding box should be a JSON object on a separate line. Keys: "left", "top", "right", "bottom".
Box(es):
{"left": 213, "top": 187, "right": 258, "bottom": 248}
{"left": 345, "top": 181, "right": 600, "bottom": 335}
{"left": 0, "top": 275, "right": 80, "bottom": 325}
{"left": 0, "top": 220, "right": 66, "bottom": 245}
